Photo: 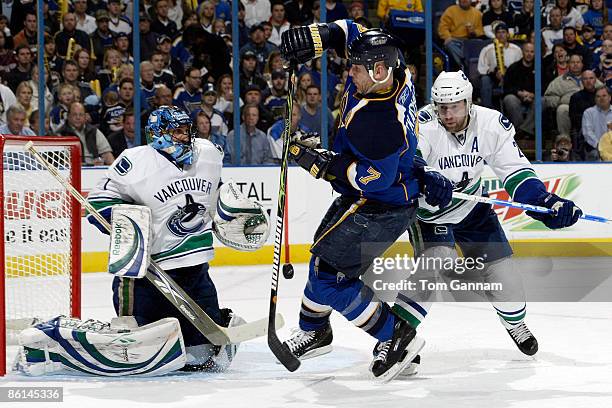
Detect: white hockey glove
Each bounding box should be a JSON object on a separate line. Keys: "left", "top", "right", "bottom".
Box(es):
{"left": 108, "top": 204, "right": 153, "bottom": 278}
{"left": 15, "top": 316, "right": 186, "bottom": 376}
{"left": 213, "top": 181, "right": 270, "bottom": 251}
{"left": 290, "top": 130, "right": 321, "bottom": 148}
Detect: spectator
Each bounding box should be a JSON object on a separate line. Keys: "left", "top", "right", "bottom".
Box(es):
{"left": 100, "top": 77, "right": 134, "bottom": 135}
{"left": 150, "top": 49, "right": 176, "bottom": 89}
{"left": 582, "top": 0, "right": 611, "bottom": 37}
{"left": 267, "top": 102, "right": 304, "bottom": 161}
{"left": 285, "top": 0, "right": 313, "bottom": 26}
{"left": 570, "top": 70, "right": 601, "bottom": 158}
{"left": 12, "top": 10, "right": 37, "bottom": 52}
{"left": 60, "top": 60, "right": 94, "bottom": 100}
{"left": 227, "top": 2, "right": 250, "bottom": 47}
{"left": 299, "top": 85, "right": 333, "bottom": 136}
{"left": 545, "top": 0, "right": 584, "bottom": 29}
{"left": 240, "top": 24, "right": 277, "bottom": 74}
{"left": 581, "top": 24, "right": 601, "bottom": 54}
{"left": 562, "top": 26, "right": 591, "bottom": 67}
{"left": 377, "top": 0, "right": 423, "bottom": 24}
{"left": 0, "top": 81, "right": 17, "bottom": 126}
{"left": 50, "top": 83, "right": 76, "bottom": 133}
{"left": 296, "top": 71, "right": 313, "bottom": 106}
{"left": 215, "top": 74, "right": 242, "bottom": 117}
{"left": 28, "top": 65, "right": 53, "bottom": 114}
{"left": 168, "top": 0, "right": 184, "bottom": 28}
{"left": 242, "top": 84, "right": 275, "bottom": 132}
{"left": 139, "top": 12, "right": 158, "bottom": 62}
{"left": 113, "top": 32, "right": 133, "bottom": 65}
{"left": 263, "top": 50, "right": 284, "bottom": 85}
{"left": 107, "top": 0, "right": 132, "bottom": 35}
{"left": 602, "top": 22, "right": 612, "bottom": 42}
{"left": 140, "top": 61, "right": 157, "bottom": 109}
{"left": 0, "top": 30, "right": 16, "bottom": 78}
{"left": 73, "top": 0, "right": 97, "bottom": 35}
{"left": 269, "top": 1, "right": 290, "bottom": 47}
{"left": 242, "top": 0, "right": 272, "bottom": 28}
{"left": 150, "top": 0, "right": 177, "bottom": 38}
{"left": 107, "top": 109, "right": 146, "bottom": 157}
{"left": 98, "top": 48, "right": 123, "bottom": 92}
{"left": 549, "top": 134, "right": 574, "bottom": 161}
{"left": 92, "top": 10, "right": 115, "bottom": 66}
{"left": 0, "top": 105, "right": 35, "bottom": 136}
{"left": 212, "top": 18, "right": 227, "bottom": 35}
{"left": 141, "top": 84, "right": 173, "bottom": 135}
{"left": 264, "top": 69, "right": 288, "bottom": 121}
{"left": 212, "top": 0, "right": 232, "bottom": 22}
{"left": 180, "top": 25, "right": 230, "bottom": 80}
{"left": 582, "top": 86, "right": 612, "bottom": 160}
{"left": 5, "top": 45, "right": 32, "bottom": 93}
{"left": 543, "top": 44, "right": 569, "bottom": 90}
{"left": 200, "top": 1, "right": 216, "bottom": 33}
{"left": 503, "top": 42, "right": 536, "bottom": 137}
{"left": 483, "top": 0, "right": 515, "bottom": 39}
{"left": 54, "top": 13, "right": 92, "bottom": 58}
{"left": 477, "top": 23, "right": 522, "bottom": 108}
{"left": 513, "top": 0, "right": 539, "bottom": 36}
{"left": 228, "top": 103, "right": 275, "bottom": 164}
{"left": 325, "top": 0, "right": 349, "bottom": 22}
{"left": 195, "top": 83, "right": 229, "bottom": 136}
{"left": 592, "top": 39, "right": 612, "bottom": 76}
{"left": 74, "top": 48, "right": 96, "bottom": 83}
{"left": 14, "top": 81, "right": 34, "bottom": 127}
{"left": 29, "top": 110, "right": 51, "bottom": 136}
{"left": 173, "top": 67, "right": 203, "bottom": 114}
{"left": 57, "top": 102, "right": 114, "bottom": 166}
{"left": 438, "top": 0, "right": 485, "bottom": 69}
{"left": 544, "top": 53, "right": 585, "bottom": 136}
{"left": 195, "top": 111, "right": 231, "bottom": 164}
{"left": 308, "top": 1, "right": 322, "bottom": 24}
{"left": 239, "top": 51, "right": 269, "bottom": 96}
{"left": 542, "top": 7, "right": 564, "bottom": 56}
{"left": 349, "top": 1, "right": 366, "bottom": 20}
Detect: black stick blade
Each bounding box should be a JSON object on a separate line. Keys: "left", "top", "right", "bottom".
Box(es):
{"left": 268, "top": 333, "right": 301, "bottom": 372}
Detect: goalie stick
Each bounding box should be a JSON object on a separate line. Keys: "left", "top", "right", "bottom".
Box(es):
{"left": 452, "top": 192, "right": 610, "bottom": 223}
{"left": 24, "top": 141, "right": 284, "bottom": 346}
{"left": 267, "top": 64, "right": 301, "bottom": 372}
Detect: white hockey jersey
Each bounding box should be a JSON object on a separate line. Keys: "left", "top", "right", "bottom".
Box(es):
{"left": 87, "top": 139, "right": 224, "bottom": 270}
{"left": 416, "top": 104, "right": 538, "bottom": 224}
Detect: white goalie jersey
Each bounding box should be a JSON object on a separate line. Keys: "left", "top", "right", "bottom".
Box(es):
{"left": 87, "top": 139, "right": 224, "bottom": 269}
{"left": 416, "top": 104, "right": 538, "bottom": 224}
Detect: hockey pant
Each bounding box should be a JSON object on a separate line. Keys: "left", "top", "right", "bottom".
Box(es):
{"left": 394, "top": 203, "right": 527, "bottom": 329}
{"left": 299, "top": 196, "right": 418, "bottom": 342}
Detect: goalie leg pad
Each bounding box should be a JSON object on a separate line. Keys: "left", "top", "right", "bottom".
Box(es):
{"left": 15, "top": 316, "right": 186, "bottom": 377}
{"left": 108, "top": 204, "right": 153, "bottom": 278}
{"left": 213, "top": 180, "right": 270, "bottom": 251}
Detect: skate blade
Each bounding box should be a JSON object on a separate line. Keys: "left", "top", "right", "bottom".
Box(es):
{"left": 275, "top": 345, "right": 332, "bottom": 364}
{"left": 398, "top": 362, "right": 419, "bottom": 377}
{"left": 373, "top": 336, "right": 425, "bottom": 384}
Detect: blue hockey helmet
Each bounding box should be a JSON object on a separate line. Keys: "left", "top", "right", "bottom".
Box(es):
{"left": 145, "top": 106, "right": 195, "bottom": 165}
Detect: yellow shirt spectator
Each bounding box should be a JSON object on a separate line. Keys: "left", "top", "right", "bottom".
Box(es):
{"left": 377, "top": 0, "right": 423, "bottom": 21}
{"left": 438, "top": 3, "right": 484, "bottom": 42}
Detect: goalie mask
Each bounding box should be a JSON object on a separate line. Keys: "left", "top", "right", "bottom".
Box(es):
{"left": 213, "top": 181, "right": 270, "bottom": 251}
{"left": 145, "top": 106, "right": 195, "bottom": 165}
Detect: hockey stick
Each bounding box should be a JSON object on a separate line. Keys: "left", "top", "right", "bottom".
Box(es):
{"left": 267, "top": 64, "right": 301, "bottom": 372}
{"left": 24, "top": 141, "right": 284, "bottom": 346}
{"left": 452, "top": 192, "right": 610, "bottom": 223}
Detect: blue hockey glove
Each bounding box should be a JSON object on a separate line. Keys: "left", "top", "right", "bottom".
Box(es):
{"left": 288, "top": 143, "right": 335, "bottom": 179}
{"left": 418, "top": 167, "right": 453, "bottom": 208}
{"left": 526, "top": 193, "right": 582, "bottom": 229}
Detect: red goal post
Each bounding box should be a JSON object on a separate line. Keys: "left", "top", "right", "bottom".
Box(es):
{"left": 0, "top": 135, "right": 82, "bottom": 376}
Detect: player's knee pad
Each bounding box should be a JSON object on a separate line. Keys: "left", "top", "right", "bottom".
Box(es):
{"left": 481, "top": 256, "right": 525, "bottom": 303}
{"left": 15, "top": 316, "right": 186, "bottom": 377}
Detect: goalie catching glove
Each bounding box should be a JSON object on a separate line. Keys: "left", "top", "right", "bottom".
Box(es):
{"left": 213, "top": 181, "right": 270, "bottom": 251}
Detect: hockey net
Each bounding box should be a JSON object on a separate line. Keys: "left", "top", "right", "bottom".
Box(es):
{"left": 0, "top": 135, "right": 82, "bottom": 375}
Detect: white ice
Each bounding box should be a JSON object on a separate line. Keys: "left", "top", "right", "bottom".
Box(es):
{"left": 3, "top": 261, "right": 612, "bottom": 408}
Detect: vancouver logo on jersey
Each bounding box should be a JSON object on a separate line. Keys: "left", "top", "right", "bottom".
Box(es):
{"left": 166, "top": 194, "right": 208, "bottom": 237}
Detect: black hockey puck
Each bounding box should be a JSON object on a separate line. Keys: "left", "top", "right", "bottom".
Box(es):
{"left": 282, "top": 263, "right": 294, "bottom": 279}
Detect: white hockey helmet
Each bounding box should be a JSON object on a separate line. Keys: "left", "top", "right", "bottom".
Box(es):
{"left": 431, "top": 71, "right": 473, "bottom": 130}
{"left": 431, "top": 70, "right": 473, "bottom": 107}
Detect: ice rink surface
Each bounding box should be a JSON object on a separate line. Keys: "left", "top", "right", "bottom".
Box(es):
{"left": 3, "top": 260, "right": 612, "bottom": 408}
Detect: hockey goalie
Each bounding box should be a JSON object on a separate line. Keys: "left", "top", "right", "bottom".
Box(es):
{"left": 15, "top": 106, "right": 270, "bottom": 376}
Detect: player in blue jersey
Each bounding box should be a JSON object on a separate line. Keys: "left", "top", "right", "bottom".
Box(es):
{"left": 279, "top": 22, "right": 454, "bottom": 381}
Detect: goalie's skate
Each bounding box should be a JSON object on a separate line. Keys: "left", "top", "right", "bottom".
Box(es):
{"left": 282, "top": 325, "right": 333, "bottom": 360}
{"left": 506, "top": 321, "right": 538, "bottom": 356}
{"left": 369, "top": 319, "right": 425, "bottom": 383}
